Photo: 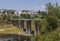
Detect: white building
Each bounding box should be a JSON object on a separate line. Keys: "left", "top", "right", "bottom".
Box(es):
{"left": 21, "top": 10, "right": 38, "bottom": 15}
{"left": 14, "top": 10, "right": 22, "bottom": 16}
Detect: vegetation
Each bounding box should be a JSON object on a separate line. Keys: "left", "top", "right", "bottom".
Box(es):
{"left": 0, "top": 24, "right": 24, "bottom": 34}
{"left": 34, "top": 3, "right": 60, "bottom": 41}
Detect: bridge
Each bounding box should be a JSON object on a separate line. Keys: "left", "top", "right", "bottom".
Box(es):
{"left": 9, "top": 19, "right": 42, "bottom": 35}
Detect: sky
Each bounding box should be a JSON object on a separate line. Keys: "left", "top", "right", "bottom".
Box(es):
{"left": 0, "top": 0, "right": 60, "bottom": 11}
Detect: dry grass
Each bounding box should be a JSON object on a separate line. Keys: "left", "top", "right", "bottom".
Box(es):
{"left": 0, "top": 23, "right": 32, "bottom": 37}
{"left": 0, "top": 23, "right": 24, "bottom": 34}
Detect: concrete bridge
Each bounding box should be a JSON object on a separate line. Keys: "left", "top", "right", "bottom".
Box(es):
{"left": 9, "top": 19, "right": 41, "bottom": 35}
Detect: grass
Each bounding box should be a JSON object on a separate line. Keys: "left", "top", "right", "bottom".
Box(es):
{"left": 0, "top": 23, "right": 32, "bottom": 37}
{"left": 0, "top": 23, "right": 24, "bottom": 34}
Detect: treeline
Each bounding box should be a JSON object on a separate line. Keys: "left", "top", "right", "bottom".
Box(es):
{"left": 34, "top": 2, "right": 60, "bottom": 41}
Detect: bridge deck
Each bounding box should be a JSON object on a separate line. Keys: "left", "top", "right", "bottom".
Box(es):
{"left": 10, "top": 19, "right": 45, "bottom": 21}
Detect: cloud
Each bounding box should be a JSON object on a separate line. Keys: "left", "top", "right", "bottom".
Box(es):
{"left": 34, "top": 4, "right": 46, "bottom": 11}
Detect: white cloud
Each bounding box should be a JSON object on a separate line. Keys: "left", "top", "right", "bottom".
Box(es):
{"left": 34, "top": 4, "right": 46, "bottom": 11}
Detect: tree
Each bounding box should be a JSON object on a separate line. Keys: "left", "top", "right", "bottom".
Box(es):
{"left": 20, "top": 14, "right": 31, "bottom": 19}
{"left": 46, "top": 2, "right": 60, "bottom": 19}
{"left": 1, "top": 9, "right": 8, "bottom": 23}
{"left": 46, "top": 2, "right": 58, "bottom": 31}
{"left": 46, "top": 15, "right": 58, "bottom": 31}
{"left": 38, "top": 10, "right": 41, "bottom": 14}
{"left": 7, "top": 10, "right": 15, "bottom": 15}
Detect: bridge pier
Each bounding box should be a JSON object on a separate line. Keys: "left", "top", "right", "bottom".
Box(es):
{"left": 20, "top": 20, "right": 24, "bottom": 31}
{"left": 15, "top": 20, "right": 19, "bottom": 28}
{"left": 34, "top": 20, "right": 40, "bottom": 35}
{"left": 26, "top": 20, "right": 31, "bottom": 34}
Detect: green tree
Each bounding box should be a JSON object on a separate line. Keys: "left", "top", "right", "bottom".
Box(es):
{"left": 46, "top": 3, "right": 58, "bottom": 31}
{"left": 46, "top": 15, "right": 58, "bottom": 31}
{"left": 20, "top": 14, "right": 31, "bottom": 19}
{"left": 1, "top": 9, "right": 8, "bottom": 23}
{"left": 46, "top": 2, "right": 60, "bottom": 19}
